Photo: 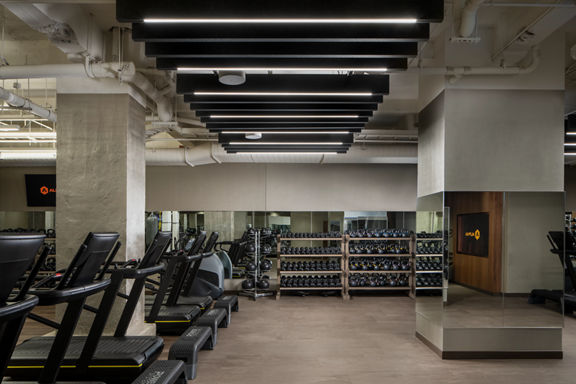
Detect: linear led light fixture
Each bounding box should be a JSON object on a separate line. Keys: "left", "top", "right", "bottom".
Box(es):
{"left": 179, "top": 67, "right": 388, "bottom": 73}
{"left": 0, "top": 139, "right": 56, "bottom": 143}
{"left": 194, "top": 92, "right": 373, "bottom": 97}
{"left": 211, "top": 115, "right": 359, "bottom": 119}
{"left": 240, "top": 152, "right": 342, "bottom": 155}
{"left": 221, "top": 131, "right": 351, "bottom": 134}
{"left": 0, "top": 132, "right": 56, "bottom": 139}
{"left": 565, "top": 143, "right": 576, "bottom": 146}
{"left": 565, "top": 153, "right": 576, "bottom": 156}
{"left": 144, "top": 18, "right": 418, "bottom": 24}
{"left": 229, "top": 142, "right": 344, "bottom": 145}
{"left": 0, "top": 150, "right": 57, "bottom": 160}
{"left": 567, "top": 132, "right": 576, "bottom": 135}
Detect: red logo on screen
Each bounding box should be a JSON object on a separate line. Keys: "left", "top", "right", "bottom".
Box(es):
{"left": 40, "top": 186, "right": 49, "bottom": 195}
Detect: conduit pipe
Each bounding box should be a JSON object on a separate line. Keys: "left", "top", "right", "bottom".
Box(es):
{"left": 460, "top": 0, "right": 486, "bottom": 37}
{"left": 417, "top": 47, "right": 540, "bottom": 80}
{"left": 0, "top": 62, "right": 173, "bottom": 122}
{"left": 0, "top": 87, "right": 57, "bottom": 122}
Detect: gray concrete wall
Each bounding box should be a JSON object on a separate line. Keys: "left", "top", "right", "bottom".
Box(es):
{"left": 417, "top": 93, "right": 445, "bottom": 197}
{"left": 146, "top": 164, "right": 418, "bottom": 212}
{"left": 444, "top": 89, "right": 565, "bottom": 192}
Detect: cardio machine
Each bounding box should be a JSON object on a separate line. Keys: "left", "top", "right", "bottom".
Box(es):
{"left": 7, "top": 232, "right": 167, "bottom": 383}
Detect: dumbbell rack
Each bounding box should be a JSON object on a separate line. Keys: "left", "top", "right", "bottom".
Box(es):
{"left": 239, "top": 230, "right": 275, "bottom": 300}
{"left": 412, "top": 235, "right": 444, "bottom": 296}
{"left": 276, "top": 235, "right": 347, "bottom": 300}
{"left": 345, "top": 235, "right": 414, "bottom": 297}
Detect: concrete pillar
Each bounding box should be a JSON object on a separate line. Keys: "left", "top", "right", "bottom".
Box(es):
{"left": 204, "top": 211, "right": 235, "bottom": 242}
{"left": 416, "top": 30, "right": 566, "bottom": 357}
{"left": 55, "top": 78, "right": 153, "bottom": 336}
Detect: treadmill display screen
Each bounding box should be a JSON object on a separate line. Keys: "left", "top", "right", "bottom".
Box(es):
{"left": 25, "top": 174, "right": 56, "bottom": 207}
{"left": 457, "top": 212, "right": 489, "bottom": 257}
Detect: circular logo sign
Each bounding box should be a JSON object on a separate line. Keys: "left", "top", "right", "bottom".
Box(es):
{"left": 40, "top": 186, "right": 49, "bottom": 195}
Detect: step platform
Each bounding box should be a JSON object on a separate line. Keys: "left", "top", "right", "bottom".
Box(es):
{"left": 168, "top": 326, "right": 213, "bottom": 380}
{"left": 196, "top": 308, "right": 228, "bottom": 346}
{"left": 213, "top": 295, "right": 239, "bottom": 327}
{"left": 132, "top": 360, "right": 187, "bottom": 384}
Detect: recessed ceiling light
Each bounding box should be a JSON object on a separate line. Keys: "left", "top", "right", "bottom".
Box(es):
{"left": 210, "top": 115, "right": 360, "bottom": 119}
{"left": 228, "top": 142, "right": 344, "bottom": 145}
{"left": 144, "top": 18, "right": 418, "bottom": 24}
{"left": 179, "top": 67, "right": 388, "bottom": 73}
{"left": 194, "top": 92, "right": 373, "bottom": 97}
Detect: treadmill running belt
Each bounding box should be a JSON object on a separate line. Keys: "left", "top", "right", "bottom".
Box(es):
{"left": 149, "top": 306, "right": 202, "bottom": 322}
{"left": 7, "top": 336, "right": 163, "bottom": 380}
{"left": 145, "top": 295, "right": 213, "bottom": 309}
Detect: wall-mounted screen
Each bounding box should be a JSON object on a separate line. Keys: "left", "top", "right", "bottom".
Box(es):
{"left": 25, "top": 174, "right": 56, "bottom": 207}
{"left": 457, "top": 212, "right": 489, "bottom": 257}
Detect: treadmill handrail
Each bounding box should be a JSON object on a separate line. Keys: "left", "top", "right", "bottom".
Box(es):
{"left": 0, "top": 295, "right": 39, "bottom": 320}
{"left": 29, "top": 279, "right": 111, "bottom": 305}
{"left": 105, "top": 264, "right": 165, "bottom": 279}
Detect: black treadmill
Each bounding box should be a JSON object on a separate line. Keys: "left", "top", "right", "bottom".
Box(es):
{"left": 0, "top": 234, "right": 45, "bottom": 379}
{"left": 7, "top": 232, "right": 165, "bottom": 383}
{"left": 529, "top": 231, "right": 576, "bottom": 312}
{"left": 178, "top": 231, "right": 220, "bottom": 302}
{"left": 145, "top": 232, "right": 211, "bottom": 334}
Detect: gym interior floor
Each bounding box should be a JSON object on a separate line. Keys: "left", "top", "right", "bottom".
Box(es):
{"left": 16, "top": 296, "right": 576, "bottom": 384}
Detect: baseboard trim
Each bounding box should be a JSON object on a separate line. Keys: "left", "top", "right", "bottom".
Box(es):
{"left": 415, "top": 332, "right": 563, "bottom": 359}
{"left": 442, "top": 350, "right": 563, "bottom": 359}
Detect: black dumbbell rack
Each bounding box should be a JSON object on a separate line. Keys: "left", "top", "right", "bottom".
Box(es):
{"left": 412, "top": 232, "right": 444, "bottom": 296}
{"left": 240, "top": 229, "right": 275, "bottom": 301}
{"left": 276, "top": 233, "right": 346, "bottom": 299}
{"left": 345, "top": 233, "right": 414, "bottom": 296}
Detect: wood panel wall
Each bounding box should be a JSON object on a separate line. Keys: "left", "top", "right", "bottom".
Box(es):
{"left": 445, "top": 192, "right": 503, "bottom": 293}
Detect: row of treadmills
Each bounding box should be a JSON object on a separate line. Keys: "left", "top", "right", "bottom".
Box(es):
{"left": 0, "top": 230, "right": 239, "bottom": 384}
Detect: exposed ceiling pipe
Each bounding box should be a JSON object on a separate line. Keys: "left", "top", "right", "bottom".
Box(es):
{"left": 482, "top": 1, "right": 575, "bottom": 7}
{"left": 0, "top": 87, "right": 57, "bottom": 122}
{"left": 416, "top": 47, "right": 540, "bottom": 79}
{"left": 1, "top": 3, "right": 105, "bottom": 62}
{"left": 460, "top": 0, "right": 486, "bottom": 38}
{"left": 0, "top": 63, "right": 173, "bottom": 122}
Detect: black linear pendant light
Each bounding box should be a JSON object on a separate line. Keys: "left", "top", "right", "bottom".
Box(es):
{"left": 117, "top": 0, "right": 444, "bottom": 154}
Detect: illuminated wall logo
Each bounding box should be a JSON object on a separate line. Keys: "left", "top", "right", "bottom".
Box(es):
{"left": 458, "top": 213, "right": 489, "bottom": 257}
{"left": 465, "top": 229, "right": 481, "bottom": 241}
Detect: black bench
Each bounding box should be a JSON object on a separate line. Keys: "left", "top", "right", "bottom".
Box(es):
{"left": 132, "top": 360, "right": 187, "bottom": 384}
{"left": 168, "top": 326, "right": 213, "bottom": 380}
{"left": 214, "top": 295, "right": 239, "bottom": 326}
{"left": 196, "top": 308, "right": 228, "bottom": 346}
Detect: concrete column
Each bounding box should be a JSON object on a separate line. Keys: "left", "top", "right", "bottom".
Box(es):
{"left": 56, "top": 79, "right": 153, "bottom": 336}
{"left": 204, "top": 211, "right": 235, "bottom": 242}
{"left": 416, "top": 30, "right": 566, "bottom": 357}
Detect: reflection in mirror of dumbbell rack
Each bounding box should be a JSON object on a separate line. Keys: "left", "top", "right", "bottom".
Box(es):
{"left": 276, "top": 232, "right": 346, "bottom": 299}
{"left": 414, "top": 231, "right": 444, "bottom": 296}
{"left": 345, "top": 230, "right": 413, "bottom": 295}
{"left": 240, "top": 228, "right": 275, "bottom": 300}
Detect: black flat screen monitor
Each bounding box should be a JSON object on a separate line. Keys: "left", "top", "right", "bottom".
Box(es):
{"left": 25, "top": 174, "right": 56, "bottom": 207}
{"left": 457, "top": 212, "right": 489, "bottom": 257}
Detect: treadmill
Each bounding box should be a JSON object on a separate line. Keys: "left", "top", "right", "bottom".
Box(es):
{"left": 529, "top": 231, "right": 576, "bottom": 312}
{"left": 0, "top": 234, "right": 188, "bottom": 384}
{"left": 145, "top": 232, "right": 210, "bottom": 334}
{"left": 7, "top": 232, "right": 165, "bottom": 383}
{"left": 0, "top": 234, "right": 45, "bottom": 379}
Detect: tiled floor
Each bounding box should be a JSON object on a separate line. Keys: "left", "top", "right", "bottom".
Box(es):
{"left": 14, "top": 295, "right": 576, "bottom": 384}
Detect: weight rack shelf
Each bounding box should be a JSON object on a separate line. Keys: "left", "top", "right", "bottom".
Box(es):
{"left": 280, "top": 271, "right": 343, "bottom": 274}
{"left": 348, "top": 254, "right": 411, "bottom": 257}
{"left": 348, "top": 287, "right": 410, "bottom": 291}
{"left": 277, "top": 234, "right": 347, "bottom": 299}
{"left": 279, "top": 287, "right": 343, "bottom": 291}
{"left": 279, "top": 254, "right": 343, "bottom": 258}
{"left": 279, "top": 238, "right": 343, "bottom": 241}
{"left": 348, "top": 237, "right": 411, "bottom": 241}
{"left": 415, "top": 287, "right": 443, "bottom": 290}
{"left": 416, "top": 270, "right": 443, "bottom": 274}
{"left": 416, "top": 238, "right": 443, "bottom": 241}
{"left": 349, "top": 270, "right": 411, "bottom": 274}
{"left": 416, "top": 254, "right": 443, "bottom": 257}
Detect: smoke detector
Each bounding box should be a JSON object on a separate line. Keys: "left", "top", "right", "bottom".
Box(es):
{"left": 245, "top": 132, "right": 263, "bottom": 140}
{"left": 218, "top": 71, "right": 246, "bottom": 85}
